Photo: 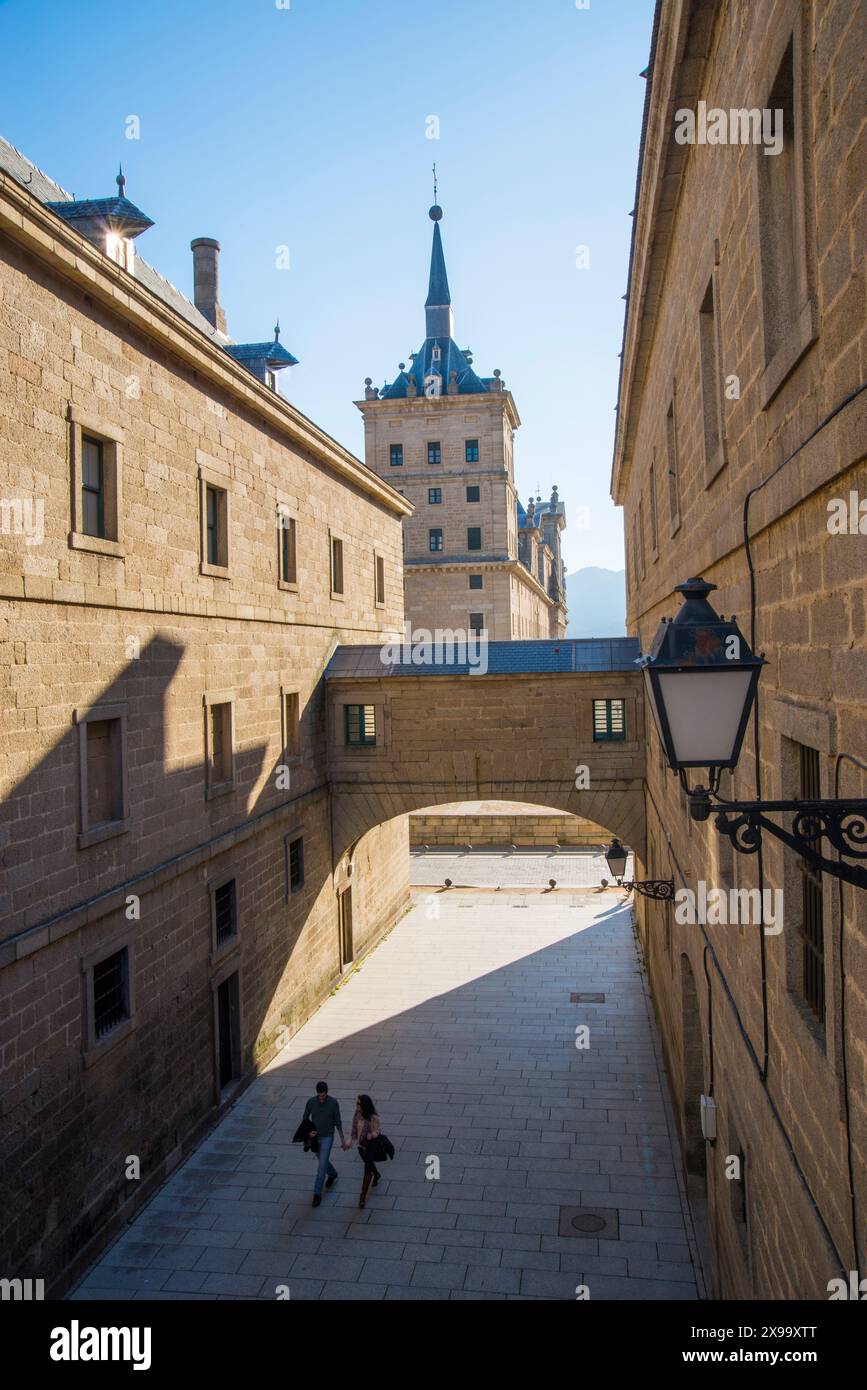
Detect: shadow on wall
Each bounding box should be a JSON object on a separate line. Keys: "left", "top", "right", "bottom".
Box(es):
{"left": 0, "top": 634, "right": 387, "bottom": 1287}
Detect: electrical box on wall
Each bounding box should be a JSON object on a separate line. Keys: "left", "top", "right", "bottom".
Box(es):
{"left": 700, "top": 1093, "right": 718, "bottom": 1142}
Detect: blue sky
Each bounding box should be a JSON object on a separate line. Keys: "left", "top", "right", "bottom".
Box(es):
{"left": 0, "top": 0, "right": 654, "bottom": 571}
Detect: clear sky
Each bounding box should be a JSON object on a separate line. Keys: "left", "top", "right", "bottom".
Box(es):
{"left": 0, "top": 0, "right": 654, "bottom": 572}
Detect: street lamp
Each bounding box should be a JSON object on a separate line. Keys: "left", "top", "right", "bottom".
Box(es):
{"left": 603, "top": 838, "right": 675, "bottom": 901}
{"left": 638, "top": 578, "right": 867, "bottom": 889}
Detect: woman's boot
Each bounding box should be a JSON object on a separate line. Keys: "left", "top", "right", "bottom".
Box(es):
{"left": 371, "top": 1166, "right": 381, "bottom": 1188}
{"left": 359, "top": 1172, "right": 372, "bottom": 1208}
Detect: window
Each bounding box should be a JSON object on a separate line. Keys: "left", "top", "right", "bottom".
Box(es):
{"left": 81, "top": 437, "right": 105, "bottom": 537}
{"left": 429, "top": 528, "right": 444, "bottom": 552}
{"left": 86, "top": 719, "right": 123, "bottom": 827}
{"left": 468, "top": 574, "right": 483, "bottom": 590}
{"left": 638, "top": 499, "right": 646, "bottom": 579}
{"left": 465, "top": 439, "right": 479, "bottom": 463}
{"left": 281, "top": 689, "right": 300, "bottom": 760}
{"left": 469, "top": 612, "right": 485, "bottom": 635}
{"left": 344, "top": 704, "right": 376, "bottom": 747}
{"left": 537, "top": 552, "right": 545, "bottom": 584}
{"left": 198, "top": 458, "right": 231, "bottom": 577}
{"left": 389, "top": 444, "right": 403, "bottom": 467}
{"left": 287, "top": 835, "right": 305, "bottom": 894}
{"left": 699, "top": 276, "right": 726, "bottom": 481}
{"left": 756, "top": 29, "right": 816, "bottom": 403}
{"left": 93, "top": 948, "right": 129, "bottom": 1040}
{"left": 467, "top": 527, "right": 482, "bottom": 551}
{"left": 215, "top": 971, "right": 241, "bottom": 1092}
{"left": 374, "top": 553, "right": 386, "bottom": 606}
{"left": 427, "top": 441, "right": 441, "bottom": 465}
{"left": 331, "top": 535, "right": 344, "bottom": 595}
{"left": 666, "top": 397, "right": 680, "bottom": 530}
{"left": 649, "top": 458, "right": 659, "bottom": 555}
{"left": 213, "top": 879, "right": 237, "bottom": 948}
{"left": 593, "top": 698, "right": 626, "bottom": 742}
{"left": 466, "top": 485, "right": 480, "bottom": 503}
{"left": 797, "top": 743, "right": 825, "bottom": 1022}
{"left": 76, "top": 702, "right": 128, "bottom": 848}
{"left": 68, "top": 407, "right": 124, "bottom": 558}
{"left": 428, "top": 487, "right": 442, "bottom": 505}
{"left": 278, "top": 511, "right": 297, "bottom": 587}
{"left": 205, "top": 697, "right": 234, "bottom": 795}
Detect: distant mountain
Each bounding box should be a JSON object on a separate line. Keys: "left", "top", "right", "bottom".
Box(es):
{"left": 565, "top": 567, "right": 626, "bottom": 639}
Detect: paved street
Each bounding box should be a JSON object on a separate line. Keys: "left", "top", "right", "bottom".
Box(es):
{"left": 72, "top": 879, "right": 704, "bottom": 1301}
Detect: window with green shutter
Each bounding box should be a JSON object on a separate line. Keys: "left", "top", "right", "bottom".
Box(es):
{"left": 592, "top": 698, "right": 626, "bottom": 742}
{"left": 344, "top": 704, "right": 377, "bottom": 746}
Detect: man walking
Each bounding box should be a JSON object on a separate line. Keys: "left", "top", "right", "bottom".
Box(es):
{"left": 303, "top": 1081, "right": 348, "bottom": 1207}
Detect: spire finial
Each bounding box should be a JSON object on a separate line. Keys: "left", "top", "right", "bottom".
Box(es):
{"left": 429, "top": 163, "right": 442, "bottom": 222}
{"left": 274, "top": 321, "right": 280, "bottom": 342}
{"left": 117, "top": 163, "right": 125, "bottom": 197}
{"left": 433, "top": 162, "right": 438, "bottom": 204}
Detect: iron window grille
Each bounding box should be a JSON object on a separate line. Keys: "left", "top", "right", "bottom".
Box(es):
{"left": 466, "top": 486, "right": 480, "bottom": 502}
{"left": 93, "top": 949, "right": 128, "bottom": 1039}
{"left": 214, "top": 879, "right": 237, "bottom": 947}
{"left": 467, "top": 527, "right": 482, "bottom": 551}
{"left": 288, "top": 836, "right": 304, "bottom": 892}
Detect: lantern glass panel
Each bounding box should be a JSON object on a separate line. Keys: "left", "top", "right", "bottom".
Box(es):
{"left": 657, "top": 668, "right": 754, "bottom": 766}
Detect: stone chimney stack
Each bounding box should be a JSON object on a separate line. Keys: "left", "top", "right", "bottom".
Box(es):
{"left": 190, "top": 237, "right": 227, "bottom": 334}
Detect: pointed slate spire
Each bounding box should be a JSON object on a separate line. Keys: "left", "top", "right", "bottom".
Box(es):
{"left": 425, "top": 204, "right": 454, "bottom": 340}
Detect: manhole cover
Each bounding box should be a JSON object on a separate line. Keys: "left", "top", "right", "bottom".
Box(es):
{"left": 571, "top": 992, "right": 605, "bottom": 1003}
{"left": 559, "top": 1206, "right": 620, "bottom": 1240}
{"left": 571, "top": 1213, "right": 606, "bottom": 1233}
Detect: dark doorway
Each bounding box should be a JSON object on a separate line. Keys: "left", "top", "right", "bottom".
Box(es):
{"left": 216, "top": 972, "right": 241, "bottom": 1091}
{"left": 679, "top": 954, "right": 707, "bottom": 1193}
{"left": 339, "top": 888, "right": 354, "bottom": 967}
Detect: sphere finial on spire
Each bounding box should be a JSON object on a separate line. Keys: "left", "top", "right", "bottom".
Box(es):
{"left": 430, "top": 161, "right": 442, "bottom": 220}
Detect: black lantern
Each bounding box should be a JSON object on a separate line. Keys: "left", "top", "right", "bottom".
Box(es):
{"left": 605, "top": 838, "right": 629, "bottom": 881}
{"left": 603, "top": 839, "right": 674, "bottom": 901}
{"left": 637, "top": 578, "right": 764, "bottom": 774}
{"left": 638, "top": 577, "right": 867, "bottom": 891}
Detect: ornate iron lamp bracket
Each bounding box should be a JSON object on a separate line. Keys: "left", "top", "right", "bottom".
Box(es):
{"left": 620, "top": 878, "right": 676, "bottom": 901}
{"left": 690, "top": 791, "right": 867, "bottom": 890}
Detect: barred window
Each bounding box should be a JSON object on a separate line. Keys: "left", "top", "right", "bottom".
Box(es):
{"left": 214, "top": 879, "right": 237, "bottom": 947}
{"left": 93, "top": 949, "right": 129, "bottom": 1039}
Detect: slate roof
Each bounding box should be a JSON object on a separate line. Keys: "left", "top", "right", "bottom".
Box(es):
{"left": 45, "top": 195, "right": 154, "bottom": 234}
{"left": 0, "top": 136, "right": 228, "bottom": 345}
{"left": 325, "top": 637, "right": 641, "bottom": 678}
{"left": 225, "top": 340, "right": 299, "bottom": 367}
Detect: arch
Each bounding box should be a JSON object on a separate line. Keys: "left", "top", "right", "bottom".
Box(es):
{"left": 679, "top": 952, "right": 708, "bottom": 1195}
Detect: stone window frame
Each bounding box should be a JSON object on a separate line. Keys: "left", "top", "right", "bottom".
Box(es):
{"left": 197, "top": 455, "right": 232, "bottom": 579}
{"left": 466, "top": 485, "right": 481, "bottom": 503}
{"left": 468, "top": 573, "right": 484, "bottom": 590}
{"left": 389, "top": 442, "right": 404, "bottom": 468}
{"left": 203, "top": 690, "right": 236, "bottom": 798}
{"left": 753, "top": 3, "right": 818, "bottom": 409}
{"left": 428, "top": 527, "right": 444, "bottom": 552}
{"left": 592, "top": 697, "right": 628, "bottom": 743}
{"left": 335, "top": 693, "right": 388, "bottom": 755}
{"left": 467, "top": 525, "right": 483, "bottom": 552}
{"left": 74, "top": 700, "right": 131, "bottom": 849}
{"left": 468, "top": 611, "right": 486, "bottom": 636}
{"left": 280, "top": 679, "right": 303, "bottom": 766}
{"left": 81, "top": 931, "right": 136, "bottom": 1067}
{"left": 427, "top": 487, "right": 443, "bottom": 505}
{"left": 699, "top": 258, "right": 729, "bottom": 486}
{"left": 276, "top": 502, "right": 298, "bottom": 592}
{"left": 329, "top": 527, "right": 346, "bottom": 601}
{"left": 373, "top": 550, "right": 386, "bottom": 608}
{"left": 427, "top": 440, "right": 442, "bottom": 466}
{"left": 648, "top": 452, "right": 660, "bottom": 562}
{"left": 284, "top": 825, "right": 305, "bottom": 900}
{"left": 67, "top": 405, "right": 125, "bottom": 559}
{"left": 208, "top": 865, "right": 241, "bottom": 966}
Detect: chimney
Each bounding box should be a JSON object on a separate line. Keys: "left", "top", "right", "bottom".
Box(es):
{"left": 190, "top": 237, "right": 227, "bottom": 334}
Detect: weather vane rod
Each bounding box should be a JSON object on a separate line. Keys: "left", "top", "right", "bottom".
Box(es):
{"left": 432, "top": 162, "right": 437, "bottom": 204}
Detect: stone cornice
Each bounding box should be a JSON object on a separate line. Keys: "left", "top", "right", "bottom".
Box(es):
{"left": 356, "top": 390, "right": 521, "bottom": 432}
{"left": 611, "top": 0, "right": 717, "bottom": 504}
{"left": 0, "top": 172, "right": 412, "bottom": 519}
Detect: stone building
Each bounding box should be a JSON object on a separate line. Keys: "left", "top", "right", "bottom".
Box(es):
{"left": 357, "top": 205, "right": 568, "bottom": 641}
{"left": 612, "top": 0, "right": 866, "bottom": 1299}
{"left": 0, "top": 137, "right": 411, "bottom": 1290}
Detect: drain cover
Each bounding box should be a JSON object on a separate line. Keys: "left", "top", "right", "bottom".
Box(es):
{"left": 571, "top": 1213, "right": 606, "bottom": 1233}
{"left": 571, "top": 992, "right": 605, "bottom": 1003}
{"left": 559, "top": 1206, "right": 620, "bottom": 1240}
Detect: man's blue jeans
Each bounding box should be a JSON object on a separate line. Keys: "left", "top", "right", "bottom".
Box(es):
{"left": 313, "top": 1134, "right": 338, "bottom": 1196}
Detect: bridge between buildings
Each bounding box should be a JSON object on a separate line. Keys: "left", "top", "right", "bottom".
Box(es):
{"left": 325, "top": 637, "right": 647, "bottom": 872}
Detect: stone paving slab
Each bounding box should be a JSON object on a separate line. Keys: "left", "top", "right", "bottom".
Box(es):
{"left": 72, "top": 878, "right": 702, "bottom": 1302}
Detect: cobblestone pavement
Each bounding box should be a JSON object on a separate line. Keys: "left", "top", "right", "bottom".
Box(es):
{"left": 72, "top": 879, "right": 703, "bottom": 1302}
{"left": 411, "top": 847, "right": 634, "bottom": 888}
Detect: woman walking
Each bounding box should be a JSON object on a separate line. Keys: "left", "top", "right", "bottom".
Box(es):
{"left": 350, "top": 1094, "right": 382, "bottom": 1208}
